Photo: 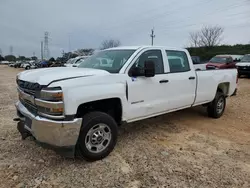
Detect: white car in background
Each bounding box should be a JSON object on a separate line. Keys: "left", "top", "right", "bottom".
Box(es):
{"left": 236, "top": 54, "right": 250, "bottom": 77}
{"left": 22, "top": 60, "right": 36, "bottom": 69}
{"left": 1, "top": 61, "right": 10, "bottom": 64}
{"left": 9, "top": 61, "right": 16, "bottom": 67}
{"left": 65, "top": 56, "right": 89, "bottom": 68}
{"left": 64, "top": 58, "right": 74, "bottom": 67}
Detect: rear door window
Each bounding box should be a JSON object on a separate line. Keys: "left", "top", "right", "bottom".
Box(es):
{"left": 166, "top": 51, "right": 190, "bottom": 73}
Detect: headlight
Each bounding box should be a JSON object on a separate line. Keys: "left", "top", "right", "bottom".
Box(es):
{"left": 35, "top": 87, "right": 64, "bottom": 119}
{"left": 40, "top": 87, "right": 63, "bottom": 101}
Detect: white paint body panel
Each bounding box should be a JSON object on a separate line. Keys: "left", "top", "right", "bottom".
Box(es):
{"left": 17, "top": 46, "right": 237, "bottom": 123}
{"left": 194, "top": 63, "right": 207, "bottom": 70}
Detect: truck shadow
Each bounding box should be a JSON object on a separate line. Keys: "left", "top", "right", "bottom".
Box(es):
{"left": 118, "top": 106, "right": 208, "bottom": 138}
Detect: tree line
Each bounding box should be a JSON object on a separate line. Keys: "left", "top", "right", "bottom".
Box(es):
{"left": 187, "top": 44, "right": 250, "bottom": 61}
{"left": 0, "top": 39, "right": 121, "bottom": 62}
{"left": 187, "top": 25, "right": 250, "bottom": 60}
{"left": 0, "top": 55, "right": 38, "bottom": 62}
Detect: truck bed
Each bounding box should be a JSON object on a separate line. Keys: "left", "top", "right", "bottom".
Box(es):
{"left": 194, "top": 69, "right": 237, "bottom": 105}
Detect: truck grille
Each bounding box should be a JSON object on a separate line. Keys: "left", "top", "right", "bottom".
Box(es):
{"left": 19, "top": 97, "right": 37, "bottom": 115}
{"left": 17, "top": 79, "right": 38, "bottom": 115}
{"left": 16, "top": 79, "right": 44, "bottom": 96}
{"left": 238, "top": 66, "right": 250, "bottom": 70}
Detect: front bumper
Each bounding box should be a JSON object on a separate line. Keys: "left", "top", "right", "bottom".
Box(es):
{"left": 15, "top": 101, "right": 82, "bottom": 157}
{"left": 238, "top": 67, "right": 250, "bottom": 75}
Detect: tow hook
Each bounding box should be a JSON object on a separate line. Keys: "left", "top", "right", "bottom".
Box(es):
{"left": 14, "top": 118, "right": 32, "bottom": 140}
{"left": 13, "top": 117, "right": 21, "bottom": 121}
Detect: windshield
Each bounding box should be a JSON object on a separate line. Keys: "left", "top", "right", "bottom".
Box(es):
{"left": 75, "top": 58, "right": 85, "bottom": 64}
{"left": 210, "top": 57, "right": 227, "bottom": 63}
{"left": 78, "top": 50, "right": 135, "bottom": 73}
{"left": 240, "top": 55, "right": 250, "bottom": 62}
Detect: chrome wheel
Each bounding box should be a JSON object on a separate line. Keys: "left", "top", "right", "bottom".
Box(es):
{"left": 85, "top": 123, "right": 111, "bottom": 153}
{"left": 216, "top": 97, "right": 224, "bottom": 114}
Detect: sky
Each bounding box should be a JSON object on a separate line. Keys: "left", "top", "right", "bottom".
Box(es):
{"left": 0, "top": 0, "right": 250, "bottom": 58}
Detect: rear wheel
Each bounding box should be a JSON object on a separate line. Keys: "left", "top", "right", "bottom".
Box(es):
{"left": 25, "top": 66, "right": 30, "bottom": 70}
{"left": 76, "top": 111, "right": 118, "bottom": 161}
{"left": 207, "top": 91, "right": 226, "bottom": 118}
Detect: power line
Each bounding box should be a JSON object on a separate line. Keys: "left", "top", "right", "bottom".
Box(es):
{"left": 109, "top": 0, "right": 246, "bottom": 40}
{"left": 100, "top": 0, "right": 177, "bottom": 32}
{"left": 155, "top": 1, "right": 248, "bottom": 32}
{"left": 113, "top": 0, "right": 249, "bottom": 41}
{"left": 111, "top": 0, "right": 213, "bottom": 40}
{"left": 101, "top": 0, "right": 211, "bottom": 34}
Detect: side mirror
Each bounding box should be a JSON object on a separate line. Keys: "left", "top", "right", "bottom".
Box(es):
{"left": 144, "top": 60, "right": 155, "bottom": 77}
{"left": 130, "top": 67, "right": 140, "bottom": 77}
{"left": 129, "top": 60, "right": 155, "bottom": 77}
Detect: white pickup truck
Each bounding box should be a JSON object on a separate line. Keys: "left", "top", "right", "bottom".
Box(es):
{"left": 15, "top": 46, "right": 237, "bottom": 161}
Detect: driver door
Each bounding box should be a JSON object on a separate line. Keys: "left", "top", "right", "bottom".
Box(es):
{"left": 126, "top": 49, "right": 169, "bottom": 121}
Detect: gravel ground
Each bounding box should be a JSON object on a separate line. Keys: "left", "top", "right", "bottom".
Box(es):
{"left": 0, "top": 65, "right": 250, "bottom": 188}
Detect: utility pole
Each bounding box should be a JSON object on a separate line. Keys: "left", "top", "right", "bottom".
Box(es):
{"left": 150, "top": 28, "right": 155, "bottom": 46}
{"left": 44, "top": 31, "right": 50, "bottom": 59}
{"left": 68, "top": 34, "right": 71, "bottom": 52}
{"left": 0, "top": 48, "right": 2, "bottom": 56}
{"left": 10, "top": 46, "right": 13, "bottom": 55}
{"left": 41, "top": 41, "right": 44, "bottom": 60}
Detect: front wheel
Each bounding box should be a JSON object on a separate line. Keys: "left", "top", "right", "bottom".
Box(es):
{"left": 25, "top": 66, "right": 30, "bottom": 70}
{"left": 76, "top": 111, "right": 118, "bottom": 161}
{"left": 207, "top": 91, "right": 226, "bottom": 118}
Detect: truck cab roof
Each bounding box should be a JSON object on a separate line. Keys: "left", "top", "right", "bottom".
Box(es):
{"left": 108, "top": 46, "right": 187, "bottom": 52}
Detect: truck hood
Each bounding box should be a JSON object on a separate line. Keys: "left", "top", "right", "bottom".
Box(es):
{"left": 18, "top": 67, "right": 110, "bottom": 85}
{"left": 236, "top": 62, "right": 250, "bottom": 66}
{"left": 207, "top": 62, "right": 225, "bottom": 67}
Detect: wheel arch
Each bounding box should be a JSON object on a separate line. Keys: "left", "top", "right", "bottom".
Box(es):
{"left": 217, "top": 82, "right": 230, "bottom": 96}
{"left": 75, "top": 98, "right": 123, "bottom": 125}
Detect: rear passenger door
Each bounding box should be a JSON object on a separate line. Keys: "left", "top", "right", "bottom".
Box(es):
{"left": 165, "top": 50, "right": 196, "bottom": 110}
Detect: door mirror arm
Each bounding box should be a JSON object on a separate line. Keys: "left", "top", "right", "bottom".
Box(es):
{"left": 129, "top": 60, "right": 156, "bottom": 77}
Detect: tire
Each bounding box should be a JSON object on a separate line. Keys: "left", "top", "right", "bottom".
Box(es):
{"left": 207, "top": 91, "right": 226, "bottom": 118}
{"left": 25, "top": 66, "right": 30, "bottom": 70}
{"left": 76, "top": 111, "right": 118, "bottom": 161}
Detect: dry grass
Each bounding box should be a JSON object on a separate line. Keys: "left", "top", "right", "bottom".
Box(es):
{"left": 0, "top": 65, "right": 249, "bottom": 188}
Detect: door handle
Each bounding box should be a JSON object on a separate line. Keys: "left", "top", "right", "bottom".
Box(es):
{"left": 189, "top": 76, "right": 195, "bottom": 80}
{"left": 159, "top": 79, "right": 169, "bottom": 83}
